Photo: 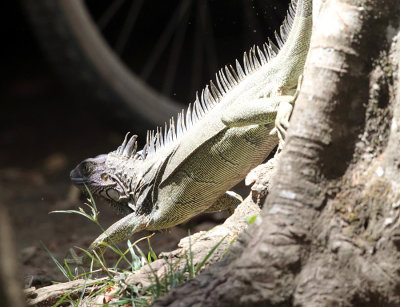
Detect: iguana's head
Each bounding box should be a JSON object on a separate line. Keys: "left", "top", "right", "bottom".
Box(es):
{"left": 70, "top": 154, "right": 124, "bottom": 200}
{"left": 70, "top": 134, "right": 144, "bottom": 213}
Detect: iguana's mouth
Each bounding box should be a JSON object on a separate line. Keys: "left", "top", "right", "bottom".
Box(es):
{"left": 70, "top": 177, "right": 92, "bottom": 185}
{"left": 70, "top": 168, "right": 92, "bottom": 185}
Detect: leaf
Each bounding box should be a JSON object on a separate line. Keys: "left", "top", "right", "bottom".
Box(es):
{"left": 246, "top": 214, "right": 259, "bottom": 225}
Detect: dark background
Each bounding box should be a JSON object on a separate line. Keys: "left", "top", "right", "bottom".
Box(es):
{"left": 1, "top": 0, "right": 289, "bottom": 286}
{"left": 1, "top": 1, "right": 133, "bottom": 285}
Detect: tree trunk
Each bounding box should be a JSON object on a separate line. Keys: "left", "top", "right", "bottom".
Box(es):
{"left": 0, "top": 204, "right": 26, "bottom": 307}
{"left": 154, "top": 0, "right": 400, "bottom": 306}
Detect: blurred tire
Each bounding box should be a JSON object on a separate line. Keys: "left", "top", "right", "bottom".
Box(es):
{"left": 23, "top": 0, "right": 179, "bottom": 125}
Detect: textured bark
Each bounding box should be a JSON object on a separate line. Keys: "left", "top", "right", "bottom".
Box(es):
{"left": 154, "top": 1, "right": 400, "bottom": 306}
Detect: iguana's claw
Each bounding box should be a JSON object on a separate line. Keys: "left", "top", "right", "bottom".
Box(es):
{"left": 271, "top": 74, "right": 304, "bottom": 146}
{"left": 246, "top": 158, "right": 277, "bottom": 203}
{"left": 274, "top": 100, "right": 293, "bottom": 144}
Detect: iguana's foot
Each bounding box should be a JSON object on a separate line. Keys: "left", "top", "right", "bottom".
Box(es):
{"left": 270, "top": 74, "right": 303, "bottom": 146}
{"left": 245, "top": 157, "right": 277, "bottom": 204}
{"left": 273, "top": 100, "right": 293, "bottom": 144}
{"left": 67, "top": 213, "right": 150, "bottom": 268}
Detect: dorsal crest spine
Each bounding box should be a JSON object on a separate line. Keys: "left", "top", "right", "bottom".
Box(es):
{"left": 116, "top": 0, "right": 298, "bottom": 160}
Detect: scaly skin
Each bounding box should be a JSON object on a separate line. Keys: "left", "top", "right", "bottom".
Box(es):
{"left": 70, "top": 0, "right": 312, "bottom": 266}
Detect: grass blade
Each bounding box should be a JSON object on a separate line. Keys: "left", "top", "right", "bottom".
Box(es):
{"left": 40, "top": 241, "right": 73, "bottom": 281}
{"left": 195, "top": 235, "right": 226, "bottom": 273}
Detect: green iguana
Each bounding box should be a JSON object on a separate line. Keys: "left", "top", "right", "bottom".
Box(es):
{"left": 70, "top": 0, "right": 312, "bottom": 265}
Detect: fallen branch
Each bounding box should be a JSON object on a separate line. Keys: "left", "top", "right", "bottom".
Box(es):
{"left": 24, "top": 277, "right": 108, "bottom": 306}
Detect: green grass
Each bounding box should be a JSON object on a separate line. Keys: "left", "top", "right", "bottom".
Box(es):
{"left": 43, "top": 186, "right": 233, "bottom": 306}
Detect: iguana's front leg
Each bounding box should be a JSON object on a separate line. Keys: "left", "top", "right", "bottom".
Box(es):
{"left": 68, "top": 213, "right": 150, "bottom": 267}
{"left": 221, "top": 96, "right": 283, "bottom": 128}
{"left": 221, "top": 95, "right": 295, "bottom": 140}
{"left": 222, "top": 78, "right": 304, "bottom": 200}
{"left": 222, "top": 75, "right": 303, "bottom": 144}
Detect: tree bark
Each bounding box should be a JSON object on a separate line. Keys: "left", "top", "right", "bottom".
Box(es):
{"left": 154, "top": 1, "right": 400, "bottom": 306}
